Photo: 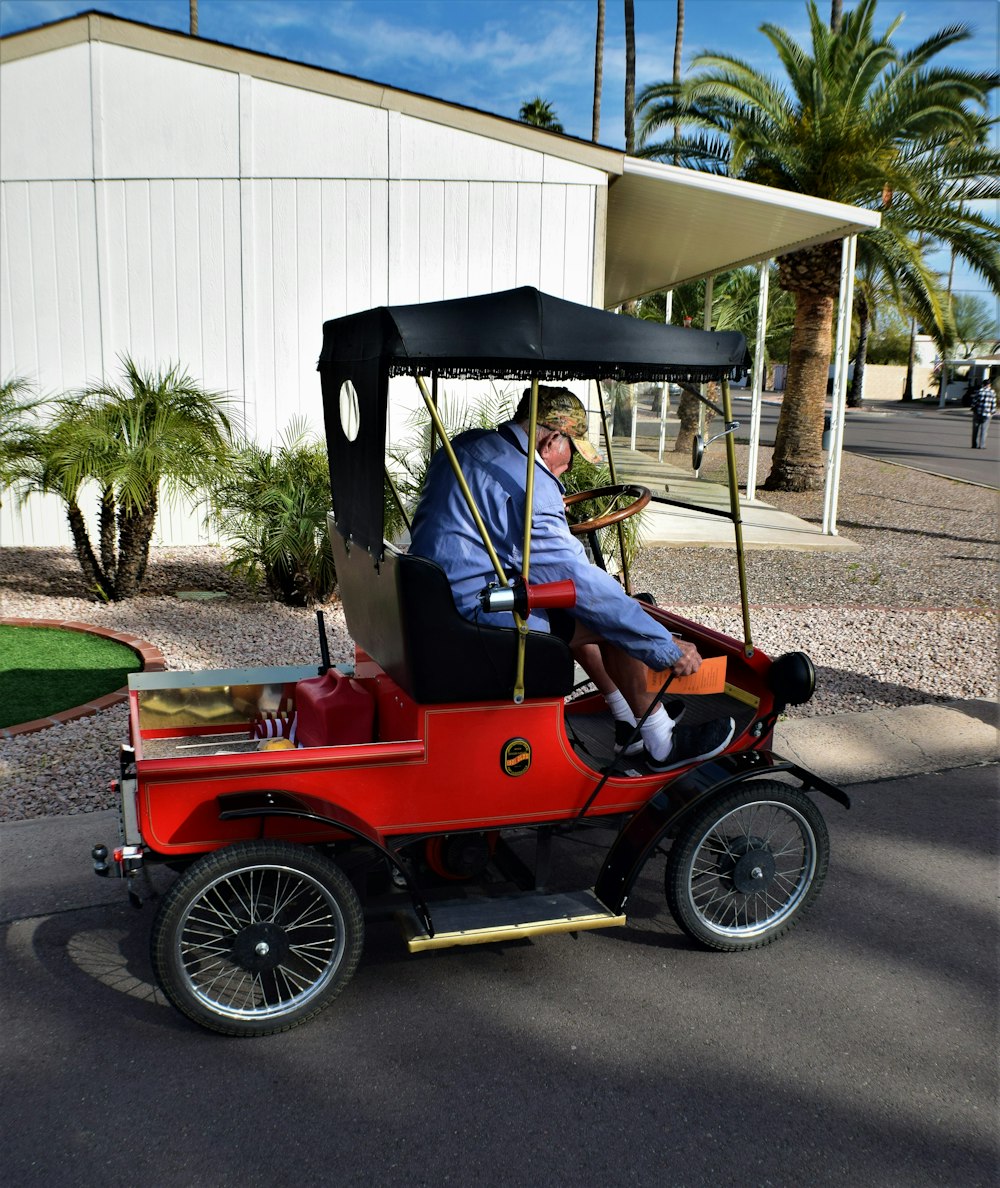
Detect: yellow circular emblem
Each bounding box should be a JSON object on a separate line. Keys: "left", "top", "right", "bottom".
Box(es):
{"left": 501, "top": 737, "right": 532, "bottom": 777}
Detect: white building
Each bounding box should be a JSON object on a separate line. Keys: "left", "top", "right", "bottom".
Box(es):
{"left": 1, "top": 11, "right": 877, "bottom": 545}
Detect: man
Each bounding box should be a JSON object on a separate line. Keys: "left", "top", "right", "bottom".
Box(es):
{"left": 970, "top": 380, "right": 996, "bottom": 449}
{"left": 409, "top": 386, "right": 734, "bottom": 771}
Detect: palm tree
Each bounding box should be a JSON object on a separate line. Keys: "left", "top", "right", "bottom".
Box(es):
{"left": 640, "top": 270, "right": 797, "bottom": 453}
{"left": 0, "top": 376, "right": 42, "bottom": 506}
{"left": 518, "top": 97, "right": 564, "bottom": 133}
{"left": 949, "top": 294, "right": 999, "bottom": 356}
{"left": 624, "top": 0, "right": 636, "bottom": 153}
{"left": 636, "top": 0, "right": 1000, "bottom": 489}
{"left": 847, "top": 236, "right": 950, "bottom": 406}
{"left": 23, "top": 357, "right": 234, "bottom": 599}
{"left": 847, "top": 259, "right": 884, "bottom": 407}
{"left": 672, "top": 0, "right": 685, "bottom": 164}
{"left": 592, "top": 0, "right": 605, "bottom": 142}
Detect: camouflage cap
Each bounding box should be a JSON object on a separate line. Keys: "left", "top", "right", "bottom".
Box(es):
{"left": 517, "top": 385, "right": 602, "bottom": 465}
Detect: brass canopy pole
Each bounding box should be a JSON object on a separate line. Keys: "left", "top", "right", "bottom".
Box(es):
{"left": 721, "top": 376, "right": 753, "bottom": 655}
{"left": 513, "top": 376, "right": 541, "bottom": 703}
{"left": 593, "top": 379, "right": 632, "bottom": 594}
{"left": 521, "top": 376, "right": 540, "bottom": 582}
{"left": 429, "top": 372, "right": 438, "bottom": 457}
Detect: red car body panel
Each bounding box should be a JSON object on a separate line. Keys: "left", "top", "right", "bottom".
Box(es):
{"left": 129, "top": 603, "right": 778, "bottom": 858}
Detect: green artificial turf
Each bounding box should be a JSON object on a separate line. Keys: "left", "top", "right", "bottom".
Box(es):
{"left": 0, "top": 625, "right": 142, "bottom": 728}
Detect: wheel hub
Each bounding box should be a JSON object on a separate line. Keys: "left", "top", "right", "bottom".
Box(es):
{"left": 232, "top": 922, "right": 290, "bottom": 972}
{"left": 731, "top": 848, "right": 776, "bottom": 894}
{"left": 717, "top": 834, "right": 776, "bottom": 894}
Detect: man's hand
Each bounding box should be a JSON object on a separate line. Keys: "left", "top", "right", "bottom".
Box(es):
{"left": 671, "top": 640, "right": 702, "bottom": 677}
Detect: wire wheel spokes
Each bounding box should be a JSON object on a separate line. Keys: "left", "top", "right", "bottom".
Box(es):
{"left": 177, "top": 864, "right": 346, "bottom": 1020}
{"left": 686, "top": 800, "right": 817, "bottom": 939}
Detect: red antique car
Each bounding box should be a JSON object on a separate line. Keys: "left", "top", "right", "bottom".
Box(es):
{"left": 94, "top": 288, "right": 846, "bottom": 1036}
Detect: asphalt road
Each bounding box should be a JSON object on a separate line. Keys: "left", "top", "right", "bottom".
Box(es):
{"left": 733, "top": 396, "right": 999, "bottom": 488}
{"left": 2, "top": 764, "right": 996, "bottom": 1188}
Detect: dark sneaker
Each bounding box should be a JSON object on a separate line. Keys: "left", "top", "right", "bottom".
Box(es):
{"left": 614, "top": 700, "right": 686, "bottom": 756}
{"left": 644, "top": 716, "right": 735, "bottom": 773}
{"left": 614, "top": 719, "right": 645, "bottom": 756}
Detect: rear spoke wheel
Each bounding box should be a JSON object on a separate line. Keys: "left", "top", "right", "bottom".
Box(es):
{"left": 152, "top": 841, "right": 363, "bottom": 1036}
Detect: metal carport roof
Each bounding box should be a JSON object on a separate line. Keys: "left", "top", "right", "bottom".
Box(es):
{"left": 604, "top": 157, "right": 882, "bottom": 307}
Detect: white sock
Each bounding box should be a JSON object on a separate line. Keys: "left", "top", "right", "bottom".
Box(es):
{"left": 604, "top": 689, "right": 636, "bottom": 725}
{"left": 640, "top": 705, "right": 675, "bottom": 762}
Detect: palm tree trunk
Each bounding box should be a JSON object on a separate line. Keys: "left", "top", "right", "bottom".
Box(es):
{"left": 847, "top": 297, "right": 870, "bottom": 408}
{"left": 66, "top": 501, "right": 110, "bottom": 598}
{"left": 672, "top": 385, "right": 701, "bottom": 455}
{"left": 764, "top": 292, "right": 835, "bottom": 490}
{"left": 673, "top": 0, "right": 685, "bottom": 162}
{"left": 99, "top": 485, "right": 117, "bottom": 581}
{"left": 830, "top": 0, "right": 843, "bottom": 32}
{"left": 609, "top": 381, "right": 635, "bottom": 436}
{"left": 902, "top": 318, "right": 916, "bottom": 401}
{"left": 592, "top": 0, "right": 605, "bottom": 142}
{"left": 113, "top": 492, "right": 157, "bottom": 599}
{"left": 624, "top": 0, "right": 635, "bottom": 154}
{"left": 189, "top": 0, "right": 198, "bottom": 36}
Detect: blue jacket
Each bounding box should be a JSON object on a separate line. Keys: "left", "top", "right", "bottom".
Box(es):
{"left": 408, "top": 421, "right": 683, "bottom": 671}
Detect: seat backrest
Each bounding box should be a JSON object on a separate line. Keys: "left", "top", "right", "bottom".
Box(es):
{"left": 330, "top": 529, "right": 573, "bottom": 704}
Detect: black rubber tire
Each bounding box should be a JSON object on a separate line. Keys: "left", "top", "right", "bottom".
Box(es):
{"left": 665, "top": 782, "right": 829, "bottom": 952}
{"left": 151, "top": 841, "right": 363, "bottom": 1036}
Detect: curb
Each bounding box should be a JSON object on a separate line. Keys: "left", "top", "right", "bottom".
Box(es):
{"left": 774, "top": 697, "right": 998, "bottom": 786}
{"left": 0, "top": 618, "right": 165, "bottom": 739}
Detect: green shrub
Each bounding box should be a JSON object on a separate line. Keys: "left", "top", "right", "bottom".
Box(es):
{"left": 209, "top": 420, "right": 335, "bottom": 606}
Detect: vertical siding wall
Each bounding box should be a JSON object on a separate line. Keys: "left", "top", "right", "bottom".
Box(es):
{"left": 0, "top": 39, "right": 605, "bottom": 546}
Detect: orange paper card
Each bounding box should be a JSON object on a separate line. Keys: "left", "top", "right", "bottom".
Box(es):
{"left": 645, "top": 654, "right": 727, "bottom": 695}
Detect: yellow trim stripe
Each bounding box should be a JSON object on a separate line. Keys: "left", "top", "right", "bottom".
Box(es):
{"left": 405, "top": 912, "right": 627, "bottom": 952}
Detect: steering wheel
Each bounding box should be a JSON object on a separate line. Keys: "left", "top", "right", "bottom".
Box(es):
{"left": 564, "top": 484, "right": 651, "bottom": 535}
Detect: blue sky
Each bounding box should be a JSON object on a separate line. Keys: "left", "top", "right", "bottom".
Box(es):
{"left": 2, "top": 0, "right": 997, "bottom": 306}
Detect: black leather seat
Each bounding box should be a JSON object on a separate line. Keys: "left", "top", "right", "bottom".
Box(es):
{"left": 331, "top": 530, "right": 574, "bottom": 704}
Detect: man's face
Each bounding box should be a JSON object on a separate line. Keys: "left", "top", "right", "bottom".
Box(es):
{"left": 539, "top": 428, "right": 573, "bottom": 477}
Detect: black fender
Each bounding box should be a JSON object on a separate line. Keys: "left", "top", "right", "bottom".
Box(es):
{"left": 594, "top": 750, "right": 849, "bottom": 914}
{"left": 217, "top": 790, "right": 433, "bottom": 936}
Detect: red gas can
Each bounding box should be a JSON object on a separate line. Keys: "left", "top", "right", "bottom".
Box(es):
{"left": 294, "top": 668, "right": 375, "bottom": 748}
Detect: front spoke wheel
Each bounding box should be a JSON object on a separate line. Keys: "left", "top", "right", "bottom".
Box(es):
{"left": 666, "top": 783, "right": 830, "bottom": 951}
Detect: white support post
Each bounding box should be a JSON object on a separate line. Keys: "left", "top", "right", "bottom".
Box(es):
{"left": 822, "top": 235, "right": 858, "bottom": 535}
{"left": 700, "top": 276, "right": 714, "bottom": 439}
{"left": 746, "top": 260, "right": 771, "bottom": 502}
{"left": 659, "top": 291, "right": 673, "bottom": 461}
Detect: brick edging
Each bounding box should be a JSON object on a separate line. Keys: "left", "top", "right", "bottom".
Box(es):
{"left": 0, "top": 618, "right": 166, "bottom": 739}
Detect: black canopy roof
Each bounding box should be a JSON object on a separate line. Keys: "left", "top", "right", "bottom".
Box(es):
{"left": 318, "top": 286, "right": 750, "bottom": 386}
{"left": 317, "top": 287, "right": 750, "bottom": 555}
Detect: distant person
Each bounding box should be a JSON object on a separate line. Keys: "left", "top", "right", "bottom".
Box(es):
{"left": 970, "top": 381, "right": 996, "bottom": 449}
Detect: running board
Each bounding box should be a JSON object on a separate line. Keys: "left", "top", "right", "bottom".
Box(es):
{"left": 399, "top": 889, "right": 626, "bottom": 953}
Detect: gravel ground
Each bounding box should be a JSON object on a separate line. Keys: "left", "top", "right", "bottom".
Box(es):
{"left": 1, "top": 447, "right": 996, "bottom": 820}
